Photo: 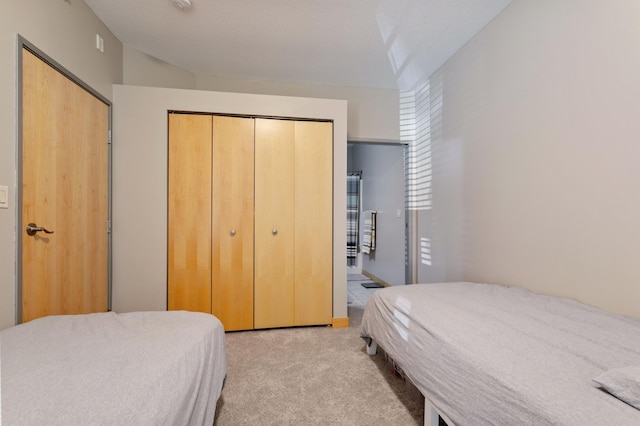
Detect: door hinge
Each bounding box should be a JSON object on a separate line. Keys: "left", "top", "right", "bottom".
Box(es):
{"left": 108, "top": 130, "right": 112, "bottom": 144}
{"left": 107, "top": 219, "right": 112, "bottom": 234}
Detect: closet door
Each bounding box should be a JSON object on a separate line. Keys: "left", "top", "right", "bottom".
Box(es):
{"left": 254, "top": 119, "right": 295, "bottom": 329}
{"left": 168, "top": 113, "right": 212, "bottom": 313}
{"left": 211, "top": 116, "right": 254, "bottom": 331}
{"left": 294, "top": 121, "right": 333, "bottom": 325}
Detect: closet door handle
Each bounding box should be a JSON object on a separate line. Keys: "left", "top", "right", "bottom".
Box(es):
{"left": 272, "top": 229, "right": 278, "bottom": 235}
{"left": 230, "top": 229, "right": 236, "bottom": 237}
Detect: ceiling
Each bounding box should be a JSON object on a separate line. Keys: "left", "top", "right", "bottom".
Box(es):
{"left": 84, "top": 0, "right": 512, "bottom": 90}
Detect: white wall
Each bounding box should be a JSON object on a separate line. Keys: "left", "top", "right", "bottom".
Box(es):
{"left": 111, "top": 85, "right": 348, "bottom": 320}
{"left": 120, "top": 59, "right": 399, "bottom": 142}
{"left": 0, "top": 0, "right": 122, "bottom": 329}
{"left": 196, "top": 74, "right": 399, "bottom": 141}
{"left": 424, "top": 0, "right": 640, "bottom": 317}
{"left": 351, "top": 144, "right": 406, "bottom": 285}
{"left": 123, "top": 46, "right": 196, "bottom": 89}
{"left": 120, "top": 50, "right": 399, "bottom": 139}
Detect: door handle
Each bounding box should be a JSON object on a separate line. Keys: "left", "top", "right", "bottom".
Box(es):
{"left": 26, "top": 223, "right": 54, "bottom": 236}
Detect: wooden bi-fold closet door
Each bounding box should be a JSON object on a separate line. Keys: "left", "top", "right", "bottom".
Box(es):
{"left": 168, "top": 113, "right": 254, "bottom": 330}
{"left": 253, "top": 118, "right": 333, "bottom": 329}
{"left": 293, "top": 120, "right": 333, "bottom": 326}
{"left": 253, "top": 119, "right": 296, "bottom": 328}
{"left": 211, "top": 116, "right": 254, "bottom": 331}
{"left": 168, "top": 113, "right": 212, "bottom": 314}
{"left": 168, "top": 113, "right": 332, "bottom": 331}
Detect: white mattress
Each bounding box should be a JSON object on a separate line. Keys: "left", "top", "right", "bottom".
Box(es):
{"left": 1, "top": 310, "right": 227, "bottom": 425}
{"left": 361, "top": 282, "right": 640, "bottom": 425}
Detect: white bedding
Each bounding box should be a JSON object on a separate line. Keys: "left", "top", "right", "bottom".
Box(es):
{"left": 361, "top": 282, "right": 640, "bottom": 425}
{"left": 1, "top": 310, "right": 227, "bottom": 425}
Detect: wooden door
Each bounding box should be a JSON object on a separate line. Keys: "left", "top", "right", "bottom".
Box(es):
{"left": 254, "top": 119, "right": 295, "bottom": 328}
{"left": 168, "top": 113, "right": 212, "bottom": 313}
{"left": 294, "top": 121, "right": 333, "bottom": 325}
{"left": 21, "top": 48, "right": 109, "bottom": 322}
{"left": 211, "top": 116, "right": 254, "bottom": 331}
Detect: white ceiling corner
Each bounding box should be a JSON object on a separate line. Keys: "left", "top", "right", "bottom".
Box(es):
{"left": 84, "top": 0, "right": 512, "bottom": 90}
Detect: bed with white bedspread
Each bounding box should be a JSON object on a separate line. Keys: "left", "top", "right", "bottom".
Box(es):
{"left": 361, "top": 282, "right": 640, "bottom": 425}
{"left": 1, "top": 310, "right": 227, "bottom": 425}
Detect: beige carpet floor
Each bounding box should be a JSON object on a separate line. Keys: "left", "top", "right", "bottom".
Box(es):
{"left": 213, "top": 306, "right": 423, "bottom": 425}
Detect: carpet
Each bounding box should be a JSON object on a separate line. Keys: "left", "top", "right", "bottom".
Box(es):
{"left": 214, "top": 307, "right": 423, "bottom": 425}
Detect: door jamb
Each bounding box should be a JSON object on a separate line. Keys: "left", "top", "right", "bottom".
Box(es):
{"left": 346, "top": 139, "right": 411, "bottom": 285}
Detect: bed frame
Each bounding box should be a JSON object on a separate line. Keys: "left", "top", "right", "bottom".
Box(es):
{"left": 366, "top": 339, "right": 453, "bottom": 426}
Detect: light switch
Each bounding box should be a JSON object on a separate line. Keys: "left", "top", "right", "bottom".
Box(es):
{"left": 96, "top": 34, "right": 104, "bottom": 53}
{"left": 0, "top": 186, "right": 8, "bottom": 209}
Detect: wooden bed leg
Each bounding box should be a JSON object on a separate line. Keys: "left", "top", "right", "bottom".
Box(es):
{"left": 366, "top": 339, "right": 377, "bottom": 355}
{"left": 425, "top": 398, "right": 440, "bottom": 426}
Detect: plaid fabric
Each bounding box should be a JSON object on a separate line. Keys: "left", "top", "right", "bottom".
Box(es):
{"left": 346, "top": 174, "right": 361, "bottom": 265}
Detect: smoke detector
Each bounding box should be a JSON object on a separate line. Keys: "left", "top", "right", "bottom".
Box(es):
{"left": 171, "top": 0, "right": 192, "bottom": 10}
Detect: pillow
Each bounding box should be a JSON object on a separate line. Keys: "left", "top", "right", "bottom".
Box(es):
{"left": 594, "top": 366, "right": 640, "bottom": 410}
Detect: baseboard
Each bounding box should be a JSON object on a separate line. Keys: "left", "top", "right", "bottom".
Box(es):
{"left": 332, "top": 317, "right": 349, "bottom": 328}
{"left": 361, "top": 270, "right": 391, "bottom": 287}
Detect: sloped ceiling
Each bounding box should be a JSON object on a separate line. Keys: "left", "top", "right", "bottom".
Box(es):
{"left": 84, "top": 0, "right": 512, "bottom": 90}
